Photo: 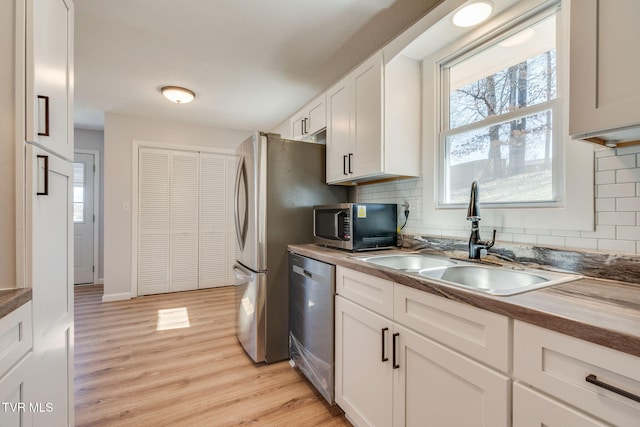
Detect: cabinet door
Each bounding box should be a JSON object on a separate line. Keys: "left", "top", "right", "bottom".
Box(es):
{"left": 27, "top": 145, "right": 74, "bottom": 426}
{"left": 393, "top": 325, "right": 510, "bottom": 427}
{"left": 335, "top": 296, "right": 393, "bottom": 427}
{"left": 570, "top": 0, "right": 640, "bottom": 138}
{"left": 513, "top": 383, "right": 608, "bottom": 427}
{"left": 26, "top": 0, "right": 74, "bottom": 160}
{"left": 326, "top": 78, "right": 352, "bottom": 183}
{"left": 0, "top": 352, "right": 35, "bottom": 427}
{"left": 290, "top": 113, "right": 306, "bottom": 141}
{"left": 306, "top": 94, "right": 326, "bottom": 135}
{"left": 352, "top": 53, "right": 383, "bottom": 179}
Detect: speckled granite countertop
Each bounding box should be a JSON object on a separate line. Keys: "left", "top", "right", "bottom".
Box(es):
{"left": 0, "top": 288, "right": 32, "bottom": 319}
{"left": 288, "top": 244, "right": 640, "bottom": 358}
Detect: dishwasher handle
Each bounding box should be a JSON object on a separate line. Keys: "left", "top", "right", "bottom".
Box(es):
{"left": 292, "top": 264, "right": 314, "bottom": 279}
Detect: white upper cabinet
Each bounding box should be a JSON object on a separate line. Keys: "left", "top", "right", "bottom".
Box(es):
{"left": 326, "top": 51, "right": 420, "bottom": 185}
{"left": 290, "top": 93, "right": 326, "bottom": 141}
{"left": 25, "top": 0, "right": 74, "bottom": 160}
{"left": 570, "top": 0, "right": 640, "bottom": 147}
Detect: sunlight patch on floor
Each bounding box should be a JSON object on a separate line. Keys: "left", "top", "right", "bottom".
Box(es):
{"left": 156, "top": 307, "right": 190, "bottom": 330}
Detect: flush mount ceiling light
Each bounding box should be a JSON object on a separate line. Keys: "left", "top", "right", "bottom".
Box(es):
{"left": 452, "top": 1, "right": 493, "bottom": 27}
{"left": 160, "top": 86, "right": 196, "bottom": 104}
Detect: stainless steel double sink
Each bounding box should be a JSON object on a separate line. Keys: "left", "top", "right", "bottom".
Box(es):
{"left": 354, "top": 253, "right": 581, "bottom": 296}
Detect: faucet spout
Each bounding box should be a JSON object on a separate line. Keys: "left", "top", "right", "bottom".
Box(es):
{"left": 467, "top": 181, "right": 481, "bottom": 221}
{"left": 466, "top": 181, "right": 496, "bottom": 259}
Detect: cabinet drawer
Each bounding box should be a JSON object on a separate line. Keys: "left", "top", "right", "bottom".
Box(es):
{"left": 394, "top": 285, "right": 509, "bottom": 371}
{"left": 513, "top": 383, "right": 607, "bottom": 427}
{"left": 336, "top": 267, "right": 394, "bottom": 318}
{"left": 0, "top": 302, "right": 33, "bottom": 376}
{"left": 514, "top": 321, "right": 640, "bottom": 426}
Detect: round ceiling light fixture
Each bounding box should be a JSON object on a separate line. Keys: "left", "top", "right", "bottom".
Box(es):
{"left": 160, "top": 86, "right": 196, "bottom": 104}
{"left": 452, "top": 1, "right": 493, "bottom": 28}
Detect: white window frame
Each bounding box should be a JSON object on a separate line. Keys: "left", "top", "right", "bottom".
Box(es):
{"left": 421, "top": 0, "right": 595, "bottom": 232}
{"left": 438, "top": 5, "right": 563, "bottom": 209}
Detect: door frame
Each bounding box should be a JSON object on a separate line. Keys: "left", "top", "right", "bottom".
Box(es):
{"left": 74, "top": 149, "right": 100, "bottom": 285}
{"left": 130, "top": 140, "right": 235, "bottom": 298}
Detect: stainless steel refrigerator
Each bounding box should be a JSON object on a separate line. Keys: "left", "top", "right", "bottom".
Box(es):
{"left": 233, "top": 132, "right": 347, "bottom": 363}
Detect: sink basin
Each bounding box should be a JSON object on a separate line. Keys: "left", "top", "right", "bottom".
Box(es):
{"left": 356, "top": 254, "right": 456, "bottom": 271}
{"left": 418, "top": 265, "right": 581, "bottom": 296}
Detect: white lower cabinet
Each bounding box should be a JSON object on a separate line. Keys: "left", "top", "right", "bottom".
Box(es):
{"left": 514, "top": 320, "right": 640, "bottom": 427}
{"left": 335, "top": 297, "right": 393, "bottom": 427}
{"left": 335, "top": 267, "right": 510, "bottom": 427}
{"left": 513, "top": 383, "right": 608, "bottom": 427}
{"left": 0, "top": 302, "right": 34, "bottom": 426}
{"left": 393, "top": 324, "right": 510, "bottom": 427}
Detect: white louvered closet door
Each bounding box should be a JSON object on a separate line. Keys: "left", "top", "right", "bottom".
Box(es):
{"left": 199, "top": 153, "right": 227, "bottom": 288}
{"left": 170, "top": 151, "right": 199, "bottom": 292}
{"left": 138, "top": 148, "right": 171, "bottom": 295}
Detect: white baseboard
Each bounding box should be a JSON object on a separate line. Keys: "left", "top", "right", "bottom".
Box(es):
{"left": 102, "top": 292, "right": 133, "bottom": 302}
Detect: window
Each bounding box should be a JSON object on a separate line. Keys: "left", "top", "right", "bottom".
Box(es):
{"left": 439, "top": 9, "right": 560, "bottom": 206}
{"left": 73, "top": 162, "right": 85, "bottom": 223}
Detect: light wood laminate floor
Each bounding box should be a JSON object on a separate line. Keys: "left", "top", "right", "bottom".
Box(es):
{"left": 74, "top": 285, "right": 350, "bottom": 427}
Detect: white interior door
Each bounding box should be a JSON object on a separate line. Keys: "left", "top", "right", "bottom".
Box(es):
{"left": 138, "top": 148, "right": 170, "bottom": 295}
{"left": 199, "top": 153, "right": 227, "bottom": 288}
{"left": 73, "top": 152, "right": 95, "bottom": 284}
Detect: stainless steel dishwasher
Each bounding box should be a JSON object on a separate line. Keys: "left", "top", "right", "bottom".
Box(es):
{"left": 288, "top": 252, "right": 335, "bottom": 404}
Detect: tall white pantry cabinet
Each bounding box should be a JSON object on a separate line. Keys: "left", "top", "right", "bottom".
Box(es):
{"left": 8, "top": 0, "right": 74, "bottom": 425}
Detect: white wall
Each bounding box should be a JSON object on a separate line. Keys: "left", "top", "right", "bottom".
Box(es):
{"left": 357, "top": 144, "right": 640, "bottom": 255}
{"left": 103, "top": 113, "right": 250, "bottom": 300}
{"left": 75, "top": 128, "right": 105, "bottom": 280}
{"left": 1, "top": 0, "right": 16, "bottom": 287}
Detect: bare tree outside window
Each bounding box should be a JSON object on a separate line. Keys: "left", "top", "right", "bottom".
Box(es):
{"left": 441, "top": 14, "right": 558, "bottom": 205}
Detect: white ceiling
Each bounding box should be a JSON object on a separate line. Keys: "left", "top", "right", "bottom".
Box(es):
{"left": 73, "top": 0, "right": 443, "bottom": 132}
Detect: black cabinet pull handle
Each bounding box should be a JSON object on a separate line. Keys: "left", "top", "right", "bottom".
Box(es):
{"left": 37, "top": 95, "right": 50, "bottom": 136}
{"left": 343, "top": 155, "right": 348, "bottom": 175}
{"left": 381, "top": 327, "right": 389, "bottom": 362}
{"left": 586, "top": 374, "right": 640, "bottom": 403}
{"left": 348, "top": 153, "right": 353, "bottom": 174}
{"left": 36, "top": 155, "right": 49, "bottom": 196}
{"left": 303, "top": 118, "right": 308, "bottom": 135}
{"left": 392, "top": 332, "right": 400, "bottom": 369}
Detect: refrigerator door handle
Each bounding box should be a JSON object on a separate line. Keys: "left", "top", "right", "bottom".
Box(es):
{"left": 234, "top": 157, "right": 249, "bottom": 251}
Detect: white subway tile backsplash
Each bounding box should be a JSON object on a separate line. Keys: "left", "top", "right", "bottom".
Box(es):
{"left": 617, "top": 197, "right": 640, "bottom": 211}
{"left": 565, "top": 237, "right": 598, "bottom": 251}
{"left": 595, "top": 170, "right": 615, "bottom": 185}
{"left": 512, "top": 233, "right": 538, "bottom": 245}
{"left": 581, "top": 225, "right": 616, "bottom": 239}
{"left": 597, "top": 153, "right": 636, "bottom": 171}
{"left": 617, "top": 168, "right": 640, "bottom": 183}
{"left": 598, "top": 239, "right": 637, "bottom": 254}
{"left": 596, "top": 198, "right": 616, "bottom": 212}
{"left": 356, "top": 142, "right": 640, "bottom": 255}
{"left": 597, "top": 183, "right": 636, "bottom": 198}
{"left": 616, "top": 226, "right": 640, "bottom": 241}
{"left": 538, "top": 235, "right": 566, "bottom": 247}
{"left": 597, "top": 211, "right": 636, "bottom": 226}
{"left": 551, "top": 229, "right": 582, "bottom": 238}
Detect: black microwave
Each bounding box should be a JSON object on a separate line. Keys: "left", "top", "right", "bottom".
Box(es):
{"left": 313, "top": 203, "right": 397, "bottom": 251}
